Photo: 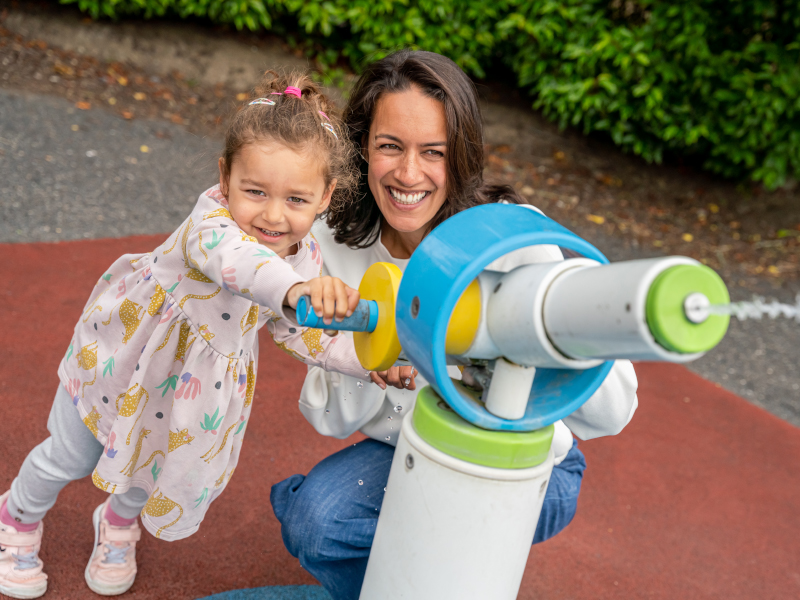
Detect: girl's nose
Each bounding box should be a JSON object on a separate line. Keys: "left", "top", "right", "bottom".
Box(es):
{"left": 262, "top": 200, "right": 284, "bottom": 224}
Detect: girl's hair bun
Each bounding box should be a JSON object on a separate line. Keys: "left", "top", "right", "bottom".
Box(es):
{"left": 220, "top": 70, "right": 358, "bottom": 213}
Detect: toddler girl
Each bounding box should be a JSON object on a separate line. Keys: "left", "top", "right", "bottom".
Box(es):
{"left": 0, "top": 72, "right": 402, "bottom": 599}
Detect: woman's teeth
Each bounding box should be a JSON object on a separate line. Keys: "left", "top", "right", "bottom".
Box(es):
{"left": 389, "top": 187, "right": 427, "bottom": 205}
{"left": 259, "top": 227, "right": 283, "bottom": 238}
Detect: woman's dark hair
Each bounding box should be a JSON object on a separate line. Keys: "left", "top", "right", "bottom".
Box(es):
{"left": 329, "top": 50, "right": 524, "bottom": 248}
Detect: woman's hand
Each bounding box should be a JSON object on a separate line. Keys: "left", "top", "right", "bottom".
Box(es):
{"left": 370, "top": 366, "right": 417, "bottom": 391}
{"left": 285, "top": 277, "right": 360, "bottom": 325}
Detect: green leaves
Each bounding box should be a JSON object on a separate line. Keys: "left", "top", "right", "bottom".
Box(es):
{"left": 252, "top": 247, "right": 277, "bottom": 259}
{"left": 61, "top": 0, "right": 800, "bottom": 189}
{"left": 201, "top": 407, "right": 225, "bottom": 434}
{"left": 204, "top": 230, "right": 225, "bottom": 250}
{"left": 194, "top": 487, "right": 208, "bottom": 508}
{"left": 151, "top": 459, "right": 162, "bottom": 482}
{"left": 156, "top": 374, "right": 179, "bottom": 397}
{"left": 102, "top": 355, "right": 115, "bottom": 378}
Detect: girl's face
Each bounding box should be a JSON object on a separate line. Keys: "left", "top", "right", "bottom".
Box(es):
{"left": 220, "top": 141, "right": 334, "bottom": 259}
{"left": 365, "top": 87, "right": 448, "bottom": 240}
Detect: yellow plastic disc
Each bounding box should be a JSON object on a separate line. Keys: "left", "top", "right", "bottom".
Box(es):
{"left": 354, "top": 262, "right": 403, "bottom": 371}
{"left": 445, "top": 279, "right": 481, "bottom": 355}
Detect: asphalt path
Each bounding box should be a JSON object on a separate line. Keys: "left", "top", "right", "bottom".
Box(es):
{"left": 1, "top": 88, "right": 798, "bottom": 426}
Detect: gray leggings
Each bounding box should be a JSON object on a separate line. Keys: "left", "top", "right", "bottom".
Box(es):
{"left": 7, "top": 386, "right": 149, "bottom": 524}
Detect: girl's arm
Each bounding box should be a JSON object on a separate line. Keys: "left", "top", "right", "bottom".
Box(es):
{"left": 266, "top": 318, "right": 370, "bottom": 380}
{"left": 183, "top": 213, "right": 304, "bottom": 318}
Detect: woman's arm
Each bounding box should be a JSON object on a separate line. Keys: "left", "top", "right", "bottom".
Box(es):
{"left": 563, "top": 360, "right": 639, "bottom": 440}
{"left": 299, "top": 358, "right": 387, "bottom": 438}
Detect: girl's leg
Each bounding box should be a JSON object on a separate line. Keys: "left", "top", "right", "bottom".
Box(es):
{"left": 6, "top": 386, "right": 104, "bottom": 524}
{"left": 271, "top": 439, "right": 394, "bottom": 600}
{"left": 271, "top": 438, "right": 586, "bottom": 600}
{"left": 109, "top": 487, "right": 150, "bottom": 521}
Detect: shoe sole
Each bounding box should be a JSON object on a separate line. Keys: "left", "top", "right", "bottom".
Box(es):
{"left": 84, "top": 503, "right": 135, "bottom": 596}
{"left": 0, "top": 581, "right": 48, "bottom": 600}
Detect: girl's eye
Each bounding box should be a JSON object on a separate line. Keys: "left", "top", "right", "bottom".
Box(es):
{"left": 288, "top": 197, "right": 305, "bottom": 204}
{"left": 247, "top": 189, "right": 265, "bottom": 196}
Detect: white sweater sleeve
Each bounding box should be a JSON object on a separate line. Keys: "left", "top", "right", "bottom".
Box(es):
{"left": 563, "top": 360, "right": 639, "bottom": 440}
{"left": 299, "top": 352, "right": 387, "bottom": 439}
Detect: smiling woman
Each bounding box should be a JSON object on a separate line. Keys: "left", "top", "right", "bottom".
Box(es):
{"left": 329, "top": 50, "right": 526, "bottom": 255}
{"left": 269, "top": 50, "right": 639, "bottom": 600}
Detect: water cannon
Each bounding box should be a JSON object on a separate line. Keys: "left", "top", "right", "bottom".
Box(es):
{"left": 297, "top": 203, "right": 731, "bottom": 599}
{"left": 297, "top": 206, "right": 730, "bottom": 431}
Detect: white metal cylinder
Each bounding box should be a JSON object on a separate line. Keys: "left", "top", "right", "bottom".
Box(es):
{"left": 360, "top": 416, "right": 554, "bottom": 600}
{"left": 484, "top": 357, "right": 536, "bottom": 420}
{"left": 485, "top": 259, "right": 603, "bottom": 369}
{"left": 543, "top": 256, "right": 703, "bottom": 362}
{"left": 458, "top": 269, "right": 503, "bottom": 359}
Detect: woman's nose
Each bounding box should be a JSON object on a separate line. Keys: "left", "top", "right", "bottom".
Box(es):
{"left": 394, "top": 152, "right": 423, "bottom": 186}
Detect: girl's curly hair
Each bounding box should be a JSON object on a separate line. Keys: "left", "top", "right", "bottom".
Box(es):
{"left": 220, "top": 70, "right": 359, "bottom": 214}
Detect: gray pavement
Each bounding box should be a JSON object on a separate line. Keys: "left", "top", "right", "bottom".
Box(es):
{"left": 0, "top": 89, "right": 219, "bottom": 242}
{"left": 1, "top": 87, "right": 798, "bottom": 427}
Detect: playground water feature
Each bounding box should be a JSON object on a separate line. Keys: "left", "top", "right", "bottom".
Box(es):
{"left": 707, "top": 295, "right": 800, "bottom": 322}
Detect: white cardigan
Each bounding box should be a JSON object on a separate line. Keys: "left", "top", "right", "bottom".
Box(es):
{"left": 299, "top": 214, "right": 639, "bottom": 464}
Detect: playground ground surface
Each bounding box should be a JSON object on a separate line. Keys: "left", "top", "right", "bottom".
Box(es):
{"left": 1, "top": 234, "right": 798, "bottom": 600}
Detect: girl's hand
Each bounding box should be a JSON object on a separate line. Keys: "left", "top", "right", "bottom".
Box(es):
{"left": 370, "top": 366, "right": 417, "bottom": 391}
{"left": 285, "top": 277, "right": 360, "bottom": 325}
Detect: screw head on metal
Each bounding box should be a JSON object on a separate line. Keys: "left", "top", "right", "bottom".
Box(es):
{"left": 405, "top": 454, "right": 414, "bottom": 469}
{"left": 411, "top": 296, "right": 420, "bottom": 318}
{"left": 684, "top": 292, "right": 711, "bottom": 324}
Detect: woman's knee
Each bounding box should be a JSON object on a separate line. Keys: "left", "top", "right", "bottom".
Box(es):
{"left": 532, "top": 444, "right": 586, "bottom": 544}
{"left": 271, "top": 440, "right": 393, "bottom": 562}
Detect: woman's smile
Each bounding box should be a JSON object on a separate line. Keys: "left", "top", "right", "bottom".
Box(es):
{"left": 386, "top": 186, "right": 431, "bottom": 206}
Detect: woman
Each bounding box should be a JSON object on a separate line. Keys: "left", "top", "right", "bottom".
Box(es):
{"left": 270, "top": 50, "right": 638, "bottom": 600}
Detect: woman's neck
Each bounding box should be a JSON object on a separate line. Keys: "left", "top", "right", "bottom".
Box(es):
{"left": 380, "top": 219, "right": 427, "bottom": 259}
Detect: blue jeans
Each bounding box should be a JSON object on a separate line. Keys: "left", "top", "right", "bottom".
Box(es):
{"left": 270, "top": 438, "right": 586, "bottom": 600}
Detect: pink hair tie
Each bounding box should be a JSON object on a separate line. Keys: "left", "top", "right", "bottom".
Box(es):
{"left": 284, "top": 86, "right": 302, "bottom": 98}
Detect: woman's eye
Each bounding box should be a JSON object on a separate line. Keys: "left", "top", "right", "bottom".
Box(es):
{"left": 379, "top": 143, "right": 401, "bottom": 151}
{"left": 424, "top": 149, "right": 445, "bottom": 158}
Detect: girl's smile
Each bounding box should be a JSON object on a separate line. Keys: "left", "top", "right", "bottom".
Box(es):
{"left": 220, "top": 142, "right": 335, "bottom": 259}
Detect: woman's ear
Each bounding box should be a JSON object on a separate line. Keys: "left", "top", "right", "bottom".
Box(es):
{"left": 317, "top": 179, "right": 337, "bottom": 215}
{"left": 218, "top": 157, "right": 229, "bottom": 197}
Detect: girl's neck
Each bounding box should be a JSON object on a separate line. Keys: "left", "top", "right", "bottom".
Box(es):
{"left": 380, "top": 219, "right": 427, "bottom": 260}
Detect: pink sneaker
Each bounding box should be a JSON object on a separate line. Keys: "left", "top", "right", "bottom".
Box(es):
{"left": 84, "top": 498, "right": 141, "bottom": 596}
{"left": 0, "top": 491, "right": 48, "bottom": 600}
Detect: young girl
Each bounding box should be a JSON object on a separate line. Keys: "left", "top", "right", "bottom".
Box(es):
{"left": 0, "top": 72, "right": 412, "bottom": 599}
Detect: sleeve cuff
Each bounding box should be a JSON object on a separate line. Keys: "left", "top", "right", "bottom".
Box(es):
{"left": 323, "top": 335, "right": 370, "bottom": 380}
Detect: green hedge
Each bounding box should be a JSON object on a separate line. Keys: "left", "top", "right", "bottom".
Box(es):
{"left": 63, "top": 0, "right": 800, "bottom": 189}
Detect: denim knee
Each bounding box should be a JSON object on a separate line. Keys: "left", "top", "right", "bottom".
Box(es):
{"left": 271, "top": 472, "right": 358, "bottom": 564}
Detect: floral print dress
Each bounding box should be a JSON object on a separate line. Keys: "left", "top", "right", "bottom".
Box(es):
{"left": 58, "top": 185, "right": 367, "bottom": 541}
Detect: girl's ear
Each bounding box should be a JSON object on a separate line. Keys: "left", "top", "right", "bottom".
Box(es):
{"left": 317, "top": 179, "right": 337, "bottom": 215}
{"left": 218, "top": 157, "right": 229, "bottom": 197}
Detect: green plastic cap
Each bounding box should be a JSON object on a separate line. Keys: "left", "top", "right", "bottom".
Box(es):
{"left": 646, "top": 264, "right": 730, "bottom": 354}
{"left": 412, "top": 386, "right": 553, "bottom": 469}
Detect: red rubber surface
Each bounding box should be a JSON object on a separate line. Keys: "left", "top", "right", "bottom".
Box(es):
{"left": 1, "top": 237, "right": 798, "bottom": 599}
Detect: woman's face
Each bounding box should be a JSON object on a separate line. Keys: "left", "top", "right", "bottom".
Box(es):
{"left": 365, "top": 87, "right": 448, "bottom": 238}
